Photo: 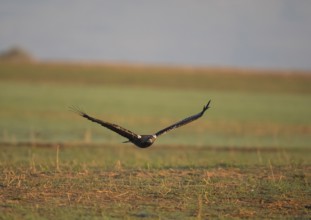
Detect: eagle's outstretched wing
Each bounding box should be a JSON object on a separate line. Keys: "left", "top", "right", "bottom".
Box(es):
{"left": 155, "top": 100, "right": 211, "bottom": 137}
{"left": 70, "top": 106, "right": 141, "bottom": 141}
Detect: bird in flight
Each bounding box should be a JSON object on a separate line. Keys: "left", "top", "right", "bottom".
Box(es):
{"left": 70, "top": 100, "right": 211, "bottom": 148}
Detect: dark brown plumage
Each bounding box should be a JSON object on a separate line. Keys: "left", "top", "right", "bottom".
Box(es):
{"left": 70, "top": 100, "right": 211, "bottom": 148}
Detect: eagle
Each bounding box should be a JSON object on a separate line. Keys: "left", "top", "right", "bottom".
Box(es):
{"left": 70, "top": 100, "right": 211, "bottom": 148}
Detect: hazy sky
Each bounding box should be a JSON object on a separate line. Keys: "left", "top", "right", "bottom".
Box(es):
{"left": 1, "top": 1, "right": 311, "bottom": 70}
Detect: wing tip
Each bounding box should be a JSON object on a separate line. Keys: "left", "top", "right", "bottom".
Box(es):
{"left": 68, "top": 105, "right": 86, "bottom": 116}
{"left": 203, "top": 100, "right": 211, "bottom": 112}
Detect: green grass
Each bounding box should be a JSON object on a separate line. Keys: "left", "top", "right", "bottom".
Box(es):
{"left": 0, "top": 62, "right": 311, "bottom": 219}
{"left": 0, "top": 81, "right": 310, "bottom": 148}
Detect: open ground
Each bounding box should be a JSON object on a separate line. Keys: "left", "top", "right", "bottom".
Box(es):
{"left": 0, "top": 62, "right": 310, "bottom": 219}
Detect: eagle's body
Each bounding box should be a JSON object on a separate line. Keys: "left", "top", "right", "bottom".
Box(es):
{"left": 71, "top": 100, "right": 211, "bottom": 148}
{"left": 130, "top": 135, "right": 157, "bottom": 148}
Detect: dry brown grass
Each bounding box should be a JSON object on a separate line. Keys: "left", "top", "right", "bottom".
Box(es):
{"left": 1, "top": 61, "right": 311, "bottom": 94}
{"left": 1, "top": 144, "right": 310, "bottom": 219}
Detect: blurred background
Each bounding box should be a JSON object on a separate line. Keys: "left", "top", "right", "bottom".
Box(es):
{"left": 1, "top": 1, "right": 311, "bottom": 69}
{"left": 0, "top": 1, "right": 310, "bottom": 149}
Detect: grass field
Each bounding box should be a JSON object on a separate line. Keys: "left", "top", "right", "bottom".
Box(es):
{"left": 0, "top": 62, "right": 311, "bottom": 219}
{"left": 1, "top": 144, "right": 311, "bottom": 219}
